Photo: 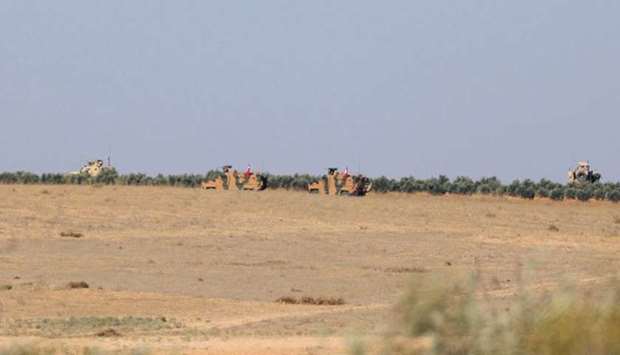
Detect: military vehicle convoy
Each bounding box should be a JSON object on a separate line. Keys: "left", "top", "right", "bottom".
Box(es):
{"left": 308, "top": 168, "right": 372, "bottom": 196}
{"left": 201, "top": 165, "right": 267, "bottom": 191}
{"left": 66, "top": 159, "right": 605, "bottom": 194}
{"left": 568, "top": 161, "right": 601, "bottom": 185}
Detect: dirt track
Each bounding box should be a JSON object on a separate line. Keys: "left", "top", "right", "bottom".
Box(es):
{"left": 1, "top": 186, "right": 619, "bottom": 354}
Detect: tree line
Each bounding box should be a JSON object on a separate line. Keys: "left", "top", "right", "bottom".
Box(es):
{"left": 0, "top": 170, "right": 619, "bottom": 202}
{"left": 371, "top": 175, "right": 620, "bottom": 202}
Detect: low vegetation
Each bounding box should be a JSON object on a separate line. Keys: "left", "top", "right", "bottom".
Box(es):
{"left": 0, "top": 343, "right": 149, "bottom": 355}
{"left": 65, "top": 281, "right": 89, "bottom": 289}
{"left": 275, "top": 296, "right": 345, "bottom": 306}
{"left": 1, "top": 171, "right": 619, "bottom": 202}
{"left": 2, "top": 316, "right": 179, "bottom": 338}
{"left": 372, "top": 176, "right": 620, "bottom": 202}
{"left": 59, "top": 231, "right": 83, "bottom": 239}
{"left": 366, "top": 275, "right": 620, "bottom": 355}
{"left": 0, "top": 344, "right": 64, "bottom": 355}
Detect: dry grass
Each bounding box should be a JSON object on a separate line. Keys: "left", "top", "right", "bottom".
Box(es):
{"left": 384, "top": 267, "right": 428, "bottom": 274}
{"left": 374, "top": 274, "right": 620, "bottom": 355}
{"left": 0, "top": 343, "right": 148, "bottom": 355}
{"left": 2, "top": 185, "right": 619, "bottom": 242}
{"left": 0, "top": 344, "right": 57, "bottom": 355}
{"left": 4, "top": 316, "right": 179, "bottom": 338}
{"left": 1, "top": 186, "right": 620, "bottom": 353}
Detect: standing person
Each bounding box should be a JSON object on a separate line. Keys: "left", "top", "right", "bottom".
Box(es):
{"left": 244, "top": 164, "right": 253, "bottom": 179}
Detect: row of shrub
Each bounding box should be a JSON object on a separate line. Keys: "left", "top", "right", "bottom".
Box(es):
{"left": 0, "top": 170, "right": 221, "bottom": 188}
{"left": 0, "top": 170, "right": 322, "bottom": 190}
{"left": 371, "top": 175, "right": 620, "bottom": 202}
{"left": 0, "top": 170, "right": 619, "bottom": 202}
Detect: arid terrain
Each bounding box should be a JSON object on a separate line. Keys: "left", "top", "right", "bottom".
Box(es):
{"left": 1, "top": 185, "right": 619, "bottom": 354}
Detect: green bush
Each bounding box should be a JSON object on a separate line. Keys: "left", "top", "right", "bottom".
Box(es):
{"left": 519, "top": 187, "right": 535, "bottom": 199}
{"left": 428, "top": 176, "right": 449, "bottom": 195}
{"left": 536, "top": 188, "right": 550, "bottom": 198}
{"left": 479, "top": 177, "right": 502, "bottom": 192}
{"left": 0, "top": 172, "right": 18, "bottom": 184}
{"left": 399, "top": 177, "right": 426, "bottom": 193}
{"left": 450, "top": 176, "right": 476, "bottom": 194}
{"left": 64, "top": 174, "right": 88, "bottom": 185}
{"left": 607, "top": 190, "right": 620, "bottom": 203}
{"left": 576, "top": 189, "right": 593, "bottom": 202}
{"left": 93, "top": 168, "right": 119, "bottom": 185}
{"left": 40, "top": 173, "right": 65, "bottom": 184}
{"left": 477, "top": 184, "right": 493, "bottom": 195}
{"left": 538, "top": 178, "right": 562, "bottom": 191}
{"left": 565, "top": 188, "right": 578, "bottom": 200}
{"left": 550, "top": 189, "right": 565, "bottom": 201}
{"left": 0, "top": 172, "right": 40, "bottom": 184}
{"left": 506, "top": 180, "right": 522, "bottom": 197}
{"left": 372, "top": 176, "right": 399, "bottom": 193}
{"left": 152, "top": 174, "right": 169, "bottom": 186}
{"left": 592, "top": 186, "right": 607, "bottom": 200}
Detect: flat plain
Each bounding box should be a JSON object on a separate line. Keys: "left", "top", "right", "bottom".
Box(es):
{"left": 1, "top": 185, "right": 619, "bottom": 354}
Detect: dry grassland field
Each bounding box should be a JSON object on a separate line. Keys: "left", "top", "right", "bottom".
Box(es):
{"left": 1, "top": 185, "right": 620, "bottom": 354}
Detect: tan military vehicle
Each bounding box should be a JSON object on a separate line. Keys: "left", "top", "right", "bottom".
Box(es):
{"left": 239, "top": 172, "right": 265, "bottom": 191}
{"left": 307, "top": 180, "right": 326, "bottom": 194}
{"left": 68, "top": 160, "right": 110, "bottom": 177}
{"left": 308, "top": 168, "right": 372, "bottom": 196}
{"left": 200, "top": 176, "right": 224, "bottom": 190}
{"left": 201, "top": 166, "right": 267, "bottom": 191}
{"left": 568, "top": 161, "right": 601, "bottom": 185}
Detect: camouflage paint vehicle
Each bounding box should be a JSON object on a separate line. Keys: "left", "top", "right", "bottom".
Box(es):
{"left": 68, "top": 160, "right": 112, "bottom": 178}
{"left": 308, "top": 168, "right": 372, "bottom": 196}
{"left": 568, "top": 161, "right": 601, "bottom": 185}
{"left": 201, "top": 166, "right": 267, "bottom": 191}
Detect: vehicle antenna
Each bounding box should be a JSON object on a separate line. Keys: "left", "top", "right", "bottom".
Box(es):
{"left": 107, "top": 153, "right": 112, "bottom": 168}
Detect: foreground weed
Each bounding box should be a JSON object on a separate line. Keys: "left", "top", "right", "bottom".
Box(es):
{"left": 276, "top": 296, "right": 345, "bottom": 305}
{"left": 0, "top": 344, "right": 150, "bottom": 355}
{"left": 7, "top": 316, "right": 180, "bottom": 337}
{"left": 0, "top": 344, "right": 55, "bottom": 355}
{"left": 370, "top": 275, "right": 620, "bottom": 355}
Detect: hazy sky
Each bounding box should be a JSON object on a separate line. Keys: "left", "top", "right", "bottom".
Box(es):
{"left": 1, "top": 1, "right": 619, "bottom": 181}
